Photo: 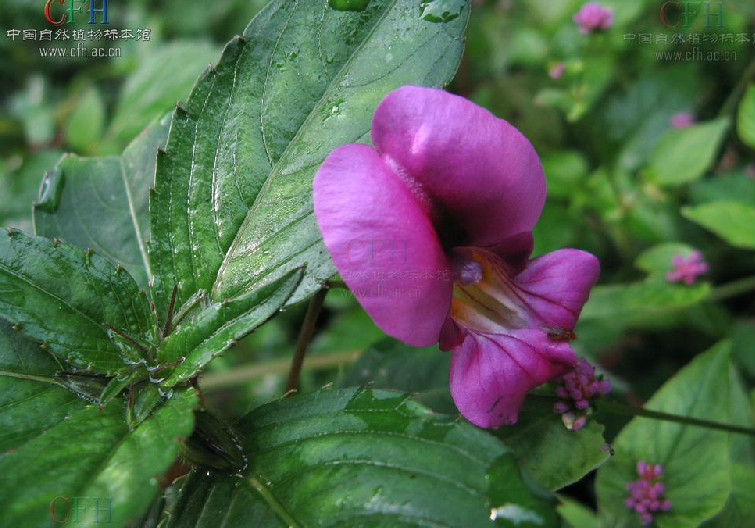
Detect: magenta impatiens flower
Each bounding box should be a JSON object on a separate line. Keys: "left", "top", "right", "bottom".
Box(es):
{"left": 670, "top": 111, "right": 695, "bottom": 128}
{"left": 573, "top": 2, "right": 613, "bottom": 34}
{"left": 666, "top": 250, "right": 708, "bottom": 284}
{"left": 626, "top": 461, "right": 672, "bottom": 525}
{"left": 313, "top": 86, "right": 599, "bottom": 428}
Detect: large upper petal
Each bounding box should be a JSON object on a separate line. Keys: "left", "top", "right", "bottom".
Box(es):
{"left": 372, "top": 86, "right": 546, "bottom": 248}
{"left": 449, "top": 328, "right": 576, "bottom": 428}
{"left": 313, "top": 144, "right": 453, "bottom": 346}
{"left": 513, "top": 249, "right": 600, "bottom": 331}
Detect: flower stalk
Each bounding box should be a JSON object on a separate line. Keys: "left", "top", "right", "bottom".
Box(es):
{"left": 530, "top": 394, "right": 755, "bottom": 435}
{"left": 285, "top": 288, "right": 328, "bottom": 395}
{"left": 594, "top": 399, "right": 755, "bottom": 436}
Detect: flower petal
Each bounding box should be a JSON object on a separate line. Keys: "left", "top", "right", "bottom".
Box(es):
{"left": 449, "top": 328, "right": 576, "bottom": 428}
{"left": 514, "top": 249, "right": 600, "bottom": 330}
{"left": 372, "top": 86, "right": 545, "bottom": 248}
{"left": 313, "top": 144, "right": 453, "bottom": 346}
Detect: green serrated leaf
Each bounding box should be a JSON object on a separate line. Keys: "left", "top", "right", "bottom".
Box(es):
{"left": 737, "top": 83, "right": 755, "bottom": 149}
{"left": 35, "top": 114, "right": 171, "bottom": 288}
{"left": 0, "top": 316, "right": 60, "bottom": 377}
{"left": 0, "top": 319, "right": 81, "bottom": 452}
{"left": 682, "top": 201, "right": 755, "bottom": 249}
{"left": 497, "top": 398, "right": 610, "bottom": 491}
{"left": 0, "top": 388, "right": 197, "bottom": 528}
{"left": 149, "top": 0, "right": 469, "bottom": 319}
{"left": 646, "top": 118, "right": 730, "bottom": 187}
{"left": 596, "top": 343, "right": 732, "bottom": 528}
{"left": 0, "top": 376, "right": 81, "bottom": 453}
{"left": 158, "top": 269, "right": 303, "bottom": 386}
{"left": 0, "top": 231, "right": 154, "bottom": 374}
{"left": 165, "top": 387, "right": 559, "bottom": 528}
{"left": 107, "top": 42, "right": 220, "bottom": 145}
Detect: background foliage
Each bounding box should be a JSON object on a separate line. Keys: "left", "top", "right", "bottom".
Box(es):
{"left": 1, "top": 0, "right": 754, "bottom": 527}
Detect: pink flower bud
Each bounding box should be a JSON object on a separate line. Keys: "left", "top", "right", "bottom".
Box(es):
{"left": 573, "top": 2, "right": 613, "bottom": 34}
{"left": 549, "top": 62, "right": 565, "bottom": 79}
{"left": 670, "top": 111, "right": 695, "bottom": 128}
{"left": 666, "top": 250, "right": 708, "bottom": 285}
{"left": 625, "top": 461, "right": 672, "bottom": 525}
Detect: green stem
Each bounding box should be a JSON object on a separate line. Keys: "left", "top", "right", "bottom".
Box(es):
{"left": 596, "top": 399, "right": 755, "bottom": 437}
{"left": 285, "top": 288, "right": 328, "bottom": 395}
{"left": 530, "top": 394, "right": 755, "bottom": 436}
{"left": 709, "top": 275, "right": 755, "bottom": 302}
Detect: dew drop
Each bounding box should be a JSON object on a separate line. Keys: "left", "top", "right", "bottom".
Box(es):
{"left": 489, "top": 504, "right": 543, "bottom": 525}
{"left": 36, "top": 168, "right": 65, "bottom": 213}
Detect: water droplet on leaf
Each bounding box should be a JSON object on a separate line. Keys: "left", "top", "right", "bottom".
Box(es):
{"left": 489, "top": 504, "right": 544, "bottom": 524}
{"left": 36, "top": 168, "right": 65, "bottom": 213}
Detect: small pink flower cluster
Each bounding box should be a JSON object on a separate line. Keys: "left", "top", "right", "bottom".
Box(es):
{"left": 666, "top": 251, "right": 708, "bottom": 285}
{"left": 626, "top": 461, "right": 672, "bottom": 525}
{"left": 573, "top": 2, "right": 613, "bottom": 34}
{"left": 553, "top": 358, "right": 611, "bottom": 430}
{"left": 549, "top": 62, "right": 565, "bottom": 79}
{"left": 669, "top": 111, "right": 695, "bottom": 128}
